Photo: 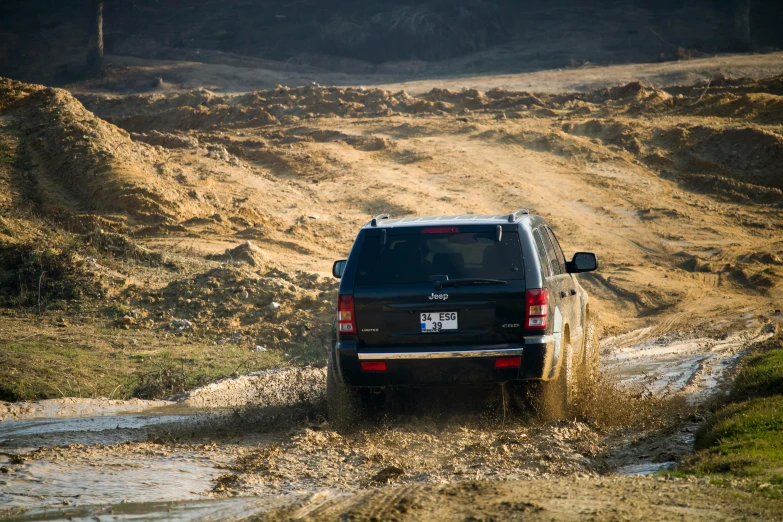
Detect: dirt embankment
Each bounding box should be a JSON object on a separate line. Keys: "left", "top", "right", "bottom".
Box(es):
{"left": 0, "top": 79, "right": 212, "bottom": 225}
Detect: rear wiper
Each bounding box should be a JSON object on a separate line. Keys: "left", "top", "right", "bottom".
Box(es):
{"left": 435, "top": 278, "right": 507, "bottom": 290}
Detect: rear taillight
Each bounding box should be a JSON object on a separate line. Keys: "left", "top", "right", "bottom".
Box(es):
{"left": 337, "top": 294, "right": 356, "bottom": 334}
{"left": 525, "top": 289, "right": 548, "bottom": 329}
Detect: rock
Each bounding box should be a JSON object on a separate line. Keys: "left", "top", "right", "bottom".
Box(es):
{"left": 169, "top": 318, "right": 193, "bottom": 332}
{"left": 130, "top": 130, "right": 198, "bottom": 149}
{"left": 241, "top": 290, "right": 249, "bottom": 299}
{"left": 255, "top": 345, "right": 267, "bottom": 352}
{"left": 269, "top": 301, "right": 281, "bottom": 310}
{"left": 369, "top": 466, "right": 405, "bottom": 484}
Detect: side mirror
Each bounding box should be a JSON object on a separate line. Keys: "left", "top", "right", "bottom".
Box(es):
{"left": 566, "top": 252, "right": 598, "bottom": 273}
{"left": 332, "top": 259, "right": 347, "bottom": 279}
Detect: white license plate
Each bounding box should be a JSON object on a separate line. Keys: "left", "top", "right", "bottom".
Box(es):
{"left": 420, "top": 312, "right": 458, "bottom": 332}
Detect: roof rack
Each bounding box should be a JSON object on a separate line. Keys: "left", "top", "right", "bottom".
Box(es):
{"left": 507, "top": 208, "right": 530, "bottom": 223}
{"left": 370, "top": 213, "right": 390, "bottom": 227}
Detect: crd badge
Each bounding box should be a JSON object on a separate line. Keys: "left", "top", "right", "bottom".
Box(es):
{"left": 428, "top": 293, "right": 449, "bottom": 300}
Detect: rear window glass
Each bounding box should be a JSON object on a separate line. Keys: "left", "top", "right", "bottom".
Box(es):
{"left": 355, "top": 230, "right": 524, "bottom": 286}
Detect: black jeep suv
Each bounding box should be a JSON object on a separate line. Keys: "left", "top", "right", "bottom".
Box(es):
{"left": 328, "top": 210, "right": 598, "bottom": 426}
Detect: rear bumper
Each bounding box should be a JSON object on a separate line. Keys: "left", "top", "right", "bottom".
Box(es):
{"left": 334, "top": 336, "right": 556, "bottom": 387}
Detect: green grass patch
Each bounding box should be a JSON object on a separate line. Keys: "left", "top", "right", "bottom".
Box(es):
{"left": 731, "top": 345, "right": 783, "bottom": 401}
{"left": 0, "top": 335, "right": 299, "bottom": 401}
{"left": 677, "top": 333, "right": 783, "bottom": 497}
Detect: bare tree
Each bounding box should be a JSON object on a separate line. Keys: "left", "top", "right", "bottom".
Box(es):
{"left": 86, "top": 0, "right": 104, "bottom": 76}
{"left": 734, "top": 0, "right": 751, "bottom": 46}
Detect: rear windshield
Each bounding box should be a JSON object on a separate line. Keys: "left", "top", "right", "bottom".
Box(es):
{"left": 355, "top": 230, "right": 524, "bottom": 286}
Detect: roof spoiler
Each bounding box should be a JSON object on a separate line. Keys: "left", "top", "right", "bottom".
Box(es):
{"left": 507, "top": 208, "right": 529, "bottom": 222}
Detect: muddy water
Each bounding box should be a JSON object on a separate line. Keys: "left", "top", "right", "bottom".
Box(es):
{"left": 603, "top": 327, "right": 771, "bottom": 401}
{"left": 7, "top": 497, "right": 280, "bottom": 522}
{"left": 0, "top": 329, "right": 770, "bottom": 519}
{"left": 0, "top": 408, "right": 223, "bottom": 514}
{"left": 601, "top": 326, "right": 770, "bottom": 477}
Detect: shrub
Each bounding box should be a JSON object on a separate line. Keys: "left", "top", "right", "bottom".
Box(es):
{"left": 0, "top": 232, "right": 96, "bottom": 309}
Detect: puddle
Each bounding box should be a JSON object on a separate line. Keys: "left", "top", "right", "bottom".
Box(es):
{"left": 0, "top": 405, "right": 222, "bottom": 451}
{"left": 0, "top": 404, "right": 235, "bottom": 518}
{"left": 0, "top": 414, "right": 201, "bottom": 441}
{"left": 0, "top": 456, "right": 220, "bottom": 512}
{"left": 602, "top": 328, "right": 771, "bottom": 403}
{"left": 616, "top": 461, "right": 675, "bottom": 476}
{"left": 5, "top": 496, "right": 278, "bottom": 522}
{"left": 0, "top": 399, "right": 173, "bottom": 423}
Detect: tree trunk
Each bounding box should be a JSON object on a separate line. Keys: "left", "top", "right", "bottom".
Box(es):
{"left": 86, "top": 0, "right": 104, "bottom": 76}
{"left": 733, "top": 0, "right": 751, "bottom": 48}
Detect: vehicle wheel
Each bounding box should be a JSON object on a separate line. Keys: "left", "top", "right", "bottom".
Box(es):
{"left": 326, "top": 354, "right": 363, "bottom": 431}
{"left": 530, "top": 343, "right": 571, "bottom": 422}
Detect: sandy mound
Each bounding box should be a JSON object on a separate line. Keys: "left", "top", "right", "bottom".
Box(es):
{"left": 177, "top": 366, "right": 326, "bottom": 408}
{"left": 686, "top": 92, "right": 783, "bottom": 124}
{"left": 207, "top": 241, "right": 267, "bottom": 267}
{"left": 0, "top": 78, "right": 209, "bottom": 223}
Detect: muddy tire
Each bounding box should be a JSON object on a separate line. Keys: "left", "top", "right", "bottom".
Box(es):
{"left": 529, "top": 343, "right": 571, "bottom": 422}
{"left": 326, "top": 355, "right": 363, "bottom": 431}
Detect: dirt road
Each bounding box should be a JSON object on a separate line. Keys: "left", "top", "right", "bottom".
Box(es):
{"left": 1, "top": 54, "right": 782, "bottom": 519}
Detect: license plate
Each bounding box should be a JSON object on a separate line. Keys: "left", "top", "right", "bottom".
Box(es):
{"left": 420, "top": 312, "right": 458, "bottom": 332}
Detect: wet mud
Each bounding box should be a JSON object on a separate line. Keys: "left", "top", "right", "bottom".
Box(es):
{"left": 1, "top": 327, "right": 771, "bottom": 520}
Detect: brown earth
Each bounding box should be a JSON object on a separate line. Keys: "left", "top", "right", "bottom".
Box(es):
{"left": 0, "top": 59, "right": 782, "bottom": 518}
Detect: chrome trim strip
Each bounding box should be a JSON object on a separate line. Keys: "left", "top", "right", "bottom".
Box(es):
{"left": 523, "top": 335, "right": 555, "bottom": 344}
{"left": 357, "top": 348, "right": 524, "bottom": 360}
